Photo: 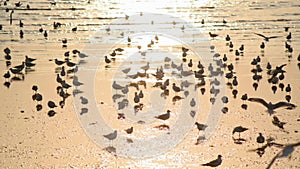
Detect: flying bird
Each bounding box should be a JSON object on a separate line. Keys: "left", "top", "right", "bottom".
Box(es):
{"left": 254, "top": 33, "right": 281, "bottom": 41}
{"left": 248, "top": 98, "right": 296, "bottom": 115}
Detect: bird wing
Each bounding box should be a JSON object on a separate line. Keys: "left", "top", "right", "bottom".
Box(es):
{"left": 273, "top": 102, "right": 296, "bottom": 109}
{"left": 268, "top": 36, "right": 281, "bottom": 39}
{"left": 254, "top": 33, "right": 267, "bottom": 38}
{"left": 248, "top": 98, "right": 269, "bottom": 108}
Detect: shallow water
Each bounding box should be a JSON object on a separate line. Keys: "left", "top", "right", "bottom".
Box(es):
{"left": 0, "top": 0, "right": 300, "bottom": 168}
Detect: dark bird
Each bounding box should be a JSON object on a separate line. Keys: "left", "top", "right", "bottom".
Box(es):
{"left": 254, "top": 33, "right": 280, "bottom": 41}
{"left": 225, "top": 35, "right": 231, "bottom": 41}
{"left": 248, "top": 97, "right": 296, "bottom": 115}
{"left": 260, "top": 42, "right": 265, "bottom": 49}
{"left": 279, "top": 83, "right": 285, "bottom": 91}
{"left": 103, "top": 130, "right": 117, "bottom": 141}
{"left": 48, "top": 101, "right": 57, "bottom": 109}
{"left": 3, "top": 71, "right": 10, "bottom": 79}
{"left": 232, "top": 126, "right": 248, "bottom": 138}
{"left": 286, "top": 32, "right": 292, "bottom": 40}
{"left": 104, "top": 56, "right": 111, "bottom": 64}
{"left": 55, "top": 59, "right": 65, "bottom": 66}
{"left": 272, "top": 116, "right": 286, "bottom": 129}
{"left": 61, "top": 80, "right": 72, "bottom": 89}
{"left": 241, "top": 94, "right": 248, "bottom": 101}
{"left": 257, "top": 133, "right": 265, "bottom": 144}
{"left": 195, "top": 122, "right": 208, "bottom": 133}
{"left": 209, "top": 32, "right": 218, "bottom": 39}
{"left": 33, "top": 93, "right": 43, "bottom": 102}
{"left": 284, "top": 27, "right": 290, "bottom": 32}
{"left": 201, "top": 155, "right": 222, "bottom": 167}
{"left": 124, "top": 127, "right": 133, "bottom": 134}
{"left": 32, "top": 85, "right": 38, "bottom": 93}
{"left": 13, "top": 62, "right": 25, "bottom": 70}
{"left": 134, "top": 92, "right": 140, "bottom": 103}
{"left": 25, "top": 55, "right": 36, "bottom": 63}
{"left": 15, "top": 2, "right": 22, "bottom": 7}
{"left": 43, "top": 30, "right": 48, "bottom": 38}
{"left": 10, "top": 67, "right": 23, "bottom": 75}
{"left": 66, "top": 59, "right": 76, "bottom": 67}
{"left": 222, "top": 19, "right": 227, "bottom": 24}
{"left": 285, "top": 84, "right": 291, "bottom": 93}
{"left": 138, "top": 90, "right": 144, "bottom": 98}
{"left": 232, "top": 89, "right": 238, "bottom": 99}
{"left": 155, "top": 110, "right": 171, "bottom": 120}
{"left": 172, "top": 83, "right": 181, "bottom": 93}
{"left": 60, "top": 66, "right": 66, "bottom": 76}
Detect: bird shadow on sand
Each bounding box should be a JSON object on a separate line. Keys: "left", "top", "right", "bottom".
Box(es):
{"left": 103, "top": 146, "right": 116, "bottom": 154}
{"left": 232, "top": 137, "right": 247, "bottom": 144}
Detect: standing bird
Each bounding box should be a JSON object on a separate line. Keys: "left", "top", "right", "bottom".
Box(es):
{"left": 190, "top": 98, "right": 196, "bottom": 107}
{"left": 286, "top": 32, "right": 292, "bottom": 40}
{"left": 103, "top": 130, "right": 117, "bottom": 144}
{"left": 141, "top": 62, "right": 150, "bottom": 72}
{"left": 155, "top": 110, "right": 171, "bottom": 121}
{"left": 195, "top": 122, "right": 207, "bottom": 133}
{"left": 124, "top": 127, "right": 133, "bottom": 134}
{"left": 248, "top": 97, "right": 296, "bottom": 115}
{"left": 201, "top": 155, "right": 222, "bottom": 167}
{"left": 48, "top": 101, "right": 57, "bottom": 109}
{"left": 257, "top": 133, "right": 265, "bottom": 145}
{"left": 260, "top": 42, "right": 265, "bottom": 50}
{"left": 134, "top": 92, "right": 140, "bottom": 103}
{"left": 232, "top": 126, "right": 248, "bottom": 138}
{"left": 209, "top": 32, "right": 218, "bottom": 39}
{"left": 172, "top": 83, "right": 181, "bottom": 93}
{"left": 285, "top": 84, "right": 291, "bottom": 93}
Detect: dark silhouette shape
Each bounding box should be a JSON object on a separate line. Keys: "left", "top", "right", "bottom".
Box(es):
{"left": 201, "top": 155, "right": 222, "bottom": 167}
{"left": 248, "top": 97, "right": 296, "bottom": 115}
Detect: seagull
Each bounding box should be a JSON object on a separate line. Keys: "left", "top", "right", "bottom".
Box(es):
{"left": 248, "top": 98, "right": 296, "bottom": 115}
{"left": 141, "top": 62, "right": 150, "bottom": 72}
{"left": 55, "top": 59, "right": 65, "bottom": 66}
{"left": 195, "top": 122, "right": 207, "bottom": 133}
{"left": 155, "top": 110, "right": 171, "bottom": 120}
{"left": 25, "top": 55, "right": 36, "bottom": 63}
{"left": 124, "top": 127, "right": 133, "bottom": 134}
{"left": 257, "top": 133, "right": 265, "bottom": 145}
{"left": 254, "top": 33, "right": 281, "bottom": 41}
{"left": 80, "top": 96, "right": 88, "bottom": 104}
{"left": 122, "top": 68, "right": 131, "bottom": 74}
{"left": 232, "top": 126, "right": 248, "bottom": 138}
{"left": 172, "top": 83, "right": 181, "bottom": 93}
{"left": 201, "top": 155, "right": 222, "bottom": 167}
{"left": 48, "top": 101, "right": 57, "bottom": 109}
{"left": 112, "top": 81, "right": 124, "bottom": 91}
{"left": 103, "top": 130, "right": 117, "bottom": 143}
{"left": 209, "top": 32, "right": 218, "bottom": 39}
